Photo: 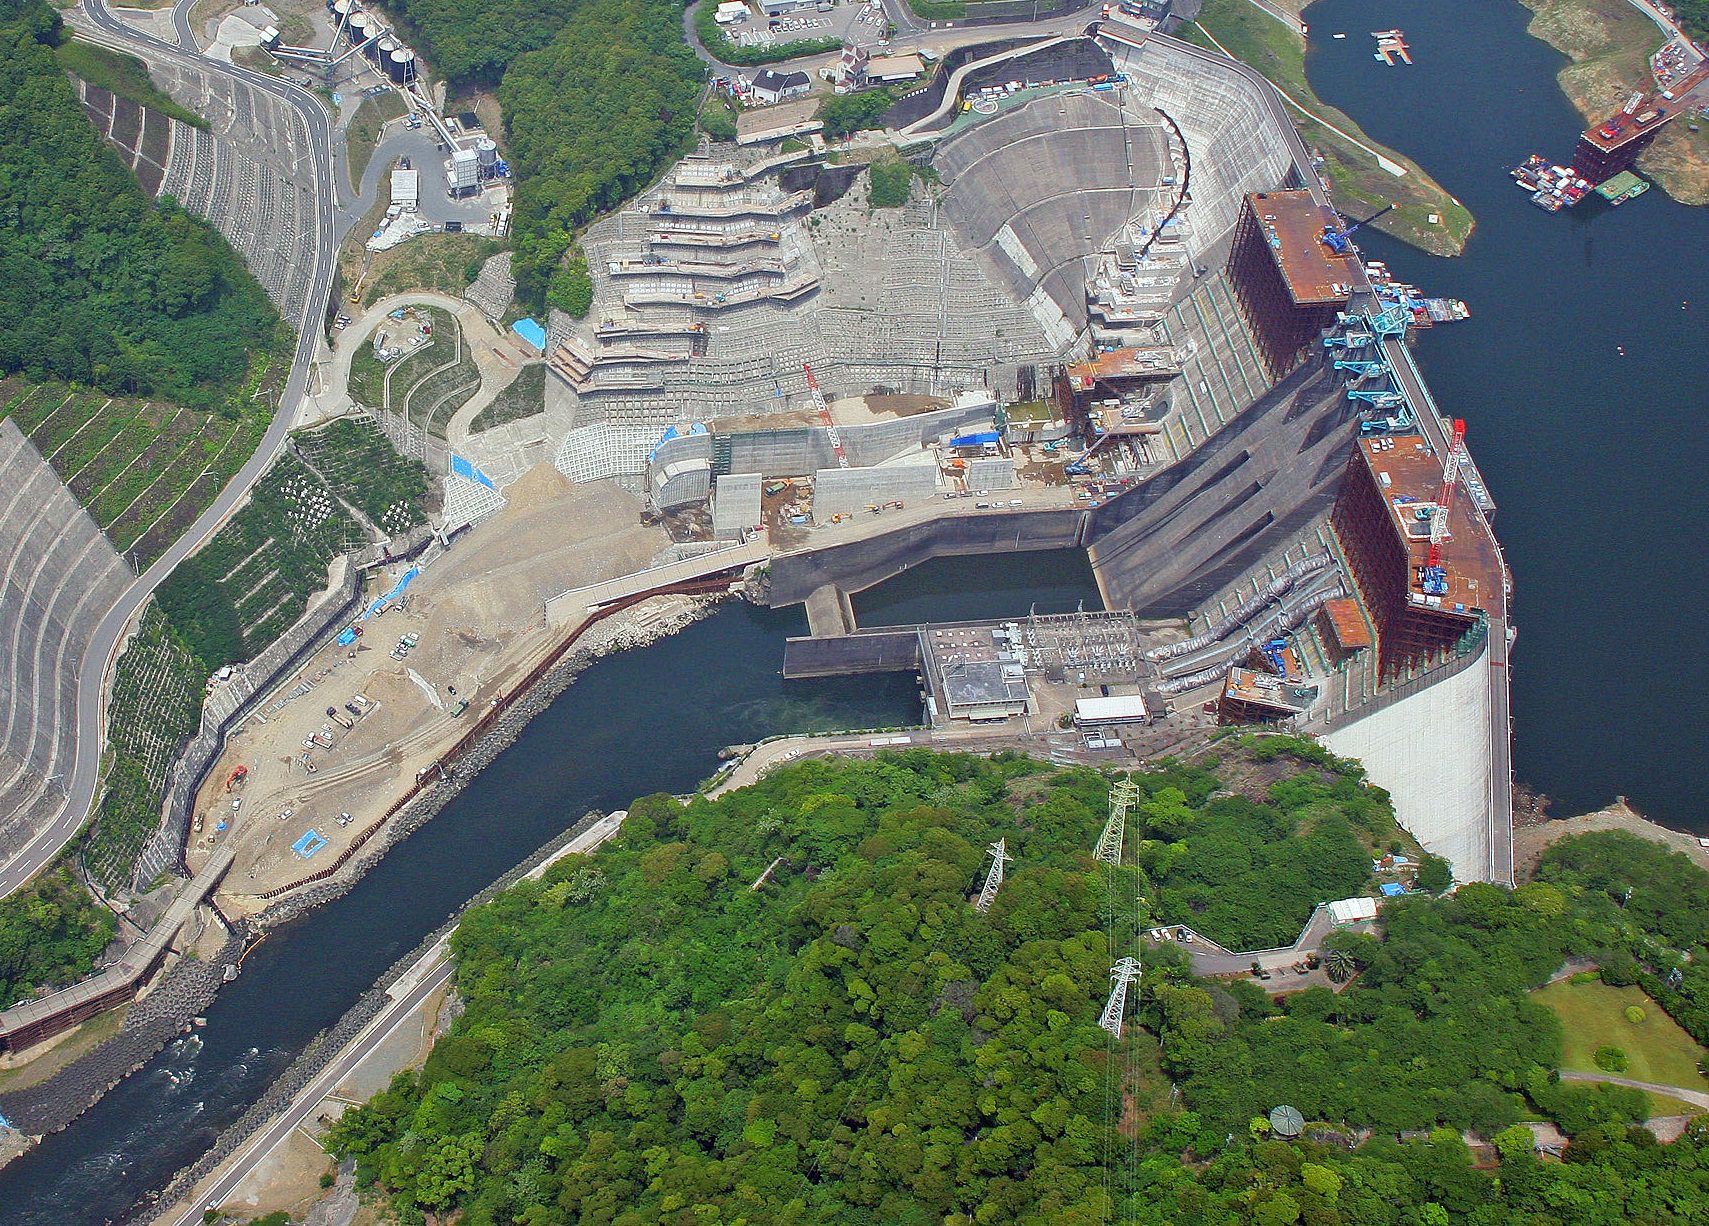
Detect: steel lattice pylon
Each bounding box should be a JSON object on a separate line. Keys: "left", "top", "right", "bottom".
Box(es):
{"left": 1098, "top": 956, "right": 1141, "bottom": 1040}
{"left": 1094, "top": 778, "right": 1140, "bottom": 864}
{"left": 974, "top": 838, "right": 1013, "bottom": 914}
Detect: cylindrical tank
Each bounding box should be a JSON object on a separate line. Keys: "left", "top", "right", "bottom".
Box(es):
{"left": 346, "top": 12, "right": 371, "bottom": 46}
{"left": 386, "top": 45, "right": 409, "bottom": 83}
{"left": 378, "top": 36, "right": 399, "bottom": 66}
{"left": 392, "top": 47, "right": 415, "bottom": 85}
{"left": 475, "top": 137, "right": 498, "bottom": 168}
{"left": 331, "top": 0, "right": 354, "bottom": 27}
{"left": 363, "top": 23, "right": 385, "bottom": 60}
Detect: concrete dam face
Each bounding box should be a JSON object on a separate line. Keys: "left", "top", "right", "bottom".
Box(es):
{"left": 1086, "top": 360, "right": 1356, "bottom": 617}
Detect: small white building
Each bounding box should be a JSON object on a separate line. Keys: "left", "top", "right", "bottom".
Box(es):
{"left": 1072, "top": 694, "right": 1150, "bottom": 728}
{"left": 390, "top": 167, "right": 419, "bottom": 211}
{"left": 1327, "top": 897, "right": 1380, "bottom": 925}
{"left": 751, "top": 68, "right": 812, "bottom": 106}
{"left": 866, "top": 53, "right": 924, "bottom": 83}
{"left": 715, "top": 0, "right": 750, "bottom": 21}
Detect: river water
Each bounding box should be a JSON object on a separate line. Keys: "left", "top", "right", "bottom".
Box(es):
{"left": 1303, "top": 0, "right": 1708, "bottom": 829}
{"left": 9, "top": 1, "right": 1705, "bottom": 1215}
{"left": 0, "top": 603, "right": 921, "bottom": 1223}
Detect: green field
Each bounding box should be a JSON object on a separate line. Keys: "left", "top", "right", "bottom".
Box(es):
{"left": 1533, "top": 979, "right": 1709, "bottom": 1096}
{"left": 155, "top": 453, "right": 369, "bottom": 670}
{"left": 0, "top": 360, "right": 279, "bottom": 568}
{"left": 54, "top": 38, "right": 208, "bottom": 129}
{"left": 345, "top": 92, "right": 408, "bottom": 193}
{"left": 1181, "top": 0, "right": 1474, "bottom": 255}
{"left": 293, "top": 417, "right": 430, "bottom": 536}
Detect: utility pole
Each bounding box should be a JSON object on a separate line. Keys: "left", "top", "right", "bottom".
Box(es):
{"left": 1095, "top": 777, "right": 1139, "bottom": 864}
{"left": 974, "top": 838, "right": 1012, "bottom": 914}
{"left": 1099, "top": 956, "right": 1141, "bottom": 1040}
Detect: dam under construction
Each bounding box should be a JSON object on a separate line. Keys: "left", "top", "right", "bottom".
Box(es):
{"left": 526, "top": 27, "right": 1512, "bottom": 884}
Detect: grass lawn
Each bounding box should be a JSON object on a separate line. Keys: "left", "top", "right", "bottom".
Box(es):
{"left": 1533, "top": 979, "right": 1709, "bottom": 1095}
{"left": 55, "top": 39, "right": 207, "bottom": 129}
{"left": 345, "top": 92, "right": 408, "bottom": 193}
{"left": 1181, "top": 0, "right": 1474, "bottom": 255}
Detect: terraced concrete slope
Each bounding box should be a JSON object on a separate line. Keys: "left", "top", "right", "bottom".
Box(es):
{"left": 0, "top": 421, "right": 132, "bottom": 866}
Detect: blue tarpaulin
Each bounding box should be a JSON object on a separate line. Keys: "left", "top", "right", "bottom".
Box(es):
{"left": 949, "top": 431, "right": 1001, "bottom": 448}
{"left": 1380, "top": 882, "right": 1406, "bottom": 897}
{"left": 362, "top": 565, "right": 420, "bottom": 620}
{"left": 292, "top": 830, "right": 329, "bottom": 859}
{"left": 451, "top": 454, "right": 497, "bottom": 491}
{"left": 337, "top": 626, "right": 359, "bottom": 646}
{"left": 511, "top": 317, "right": 547, "bottom": 351}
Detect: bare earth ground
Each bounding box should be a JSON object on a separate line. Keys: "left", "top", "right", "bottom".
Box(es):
{"left": 1514, "top": 796, "right": 1709, "bottom": 881}
{"left": 188, "top": 468, "right": 669, "bottom": 910}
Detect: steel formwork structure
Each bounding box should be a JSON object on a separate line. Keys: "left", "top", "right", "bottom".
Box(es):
{"left": 1329, "top": 449, "right": 1478, "bottom": 679}
{"left": 1223, "top": 195, "right": 1347, "bottom": 382}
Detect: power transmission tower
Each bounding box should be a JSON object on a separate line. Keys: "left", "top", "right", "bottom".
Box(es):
{"left": 1098, "top": 956, "right": 1141, "bottom": 1040}
{"left": 974, "top": 838, "right": 1012, "bottom": 914}
{"left": 1094, "top": 778, "right": 1140, "bottom": 865}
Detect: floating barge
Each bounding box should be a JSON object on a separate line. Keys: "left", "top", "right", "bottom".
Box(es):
{"left": 1372, "top": 29, "right": 1412, "bottom": 65}
{"left": 1363, "top": 261, "right": 1470, "bottom": 327}
{"left": 1511, "top": 154, "right": 1590, "bottom": 211}
{"left": 1594, "top": 169, "right": 1651, "bottom": 205}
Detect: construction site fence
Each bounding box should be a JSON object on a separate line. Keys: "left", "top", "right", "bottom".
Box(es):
{"left": 256, "top": 573, "right": 745, "bottom": 900}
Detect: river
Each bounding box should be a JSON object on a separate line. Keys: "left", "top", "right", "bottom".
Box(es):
{"left": 0, "top": 602, "right": 922, "bottom": 1223}
{"left": 9, "top": 0, "right": 1705, "bottom": 1214}
{"left": 1303, "top": 0, "right": 1709, "bottom": 830}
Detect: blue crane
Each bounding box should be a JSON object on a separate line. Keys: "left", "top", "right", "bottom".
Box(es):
{"left": 1319, "top": 203, "right": 1396, "bottom": 254}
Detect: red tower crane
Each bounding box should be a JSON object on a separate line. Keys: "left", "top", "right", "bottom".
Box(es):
{"left": 1421, "top": 419, "right": 1467, "bottom": 594}
{"left": 802, "top": 362, "right": 849, "bottom": 468}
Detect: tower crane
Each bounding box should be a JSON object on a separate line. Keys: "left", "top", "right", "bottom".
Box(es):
{"left": 1420, "top": 418, "right": 1467, "bottom": 597}
{"left": 802, "top": 362, "right": 848, "bottom": 468}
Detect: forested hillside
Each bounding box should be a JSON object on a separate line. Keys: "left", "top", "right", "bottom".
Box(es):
{"left": 328, "top": 747, "right": 1709, "bottom": 1225}
{"left": 385, "top": 0, "right": 700, "bottom": 312}
{"left": 0, "top": 0, "right": 284, "bottom": 408}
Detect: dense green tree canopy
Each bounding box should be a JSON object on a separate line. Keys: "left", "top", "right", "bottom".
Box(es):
{"left": 0, "top": 868, "right": 116, "bottom": 1011}
{"left": 327, "top": 748, "right": 1709, "bottom": 1225}
{"left": 377, "top": 0, "right": 702, "bottom": 313}
{"left": 0, "top": 0, "right": 283, "bottom": 406}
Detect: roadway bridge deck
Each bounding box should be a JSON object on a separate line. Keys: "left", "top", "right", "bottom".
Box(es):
{"left": 543, "top": 540, "right": 770, "bottom": 627}
{"left": 0, "top": 847, "right": 236, "bottom": 1053}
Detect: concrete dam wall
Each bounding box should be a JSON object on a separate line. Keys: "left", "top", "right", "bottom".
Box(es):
{"left": 1085, "top": 360, "right": 1355, "bottom": 617}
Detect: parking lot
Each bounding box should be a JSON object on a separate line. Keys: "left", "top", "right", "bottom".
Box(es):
{"left": 717, "top": 0, "right": 893, "bottom": 53}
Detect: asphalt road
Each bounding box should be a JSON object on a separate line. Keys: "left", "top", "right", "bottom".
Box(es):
{"left": 160, "top": 958, "right": 457, "bottom": 1226}
{"left": 0, "top": 1, "right": 338, "bottom": 900}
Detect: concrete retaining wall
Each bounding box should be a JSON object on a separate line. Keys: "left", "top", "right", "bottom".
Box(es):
{"left": 766, "top": 508, "right": 1086, "bottom": 607}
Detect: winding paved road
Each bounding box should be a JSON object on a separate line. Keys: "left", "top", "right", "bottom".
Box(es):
{"left": 0, "top": 1, "right": 338, "bottom": 900}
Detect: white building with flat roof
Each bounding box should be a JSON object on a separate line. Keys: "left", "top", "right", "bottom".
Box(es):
{"left": 390, "top": 168, "right": 419, "bottom": 210}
